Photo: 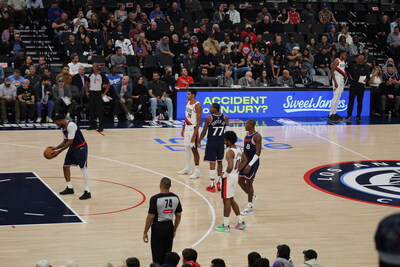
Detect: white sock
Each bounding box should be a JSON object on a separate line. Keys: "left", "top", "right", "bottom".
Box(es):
{"left": 237, "top": 215, "right": 243, "bottom": 224}
{"left": 66, "top": 181, "right": 73, "bottom": 189}
{"left": 185, "top": 146, "right": 191, "bottom": 170}
{"left": 82, "top": 168, "right": 90, "bottom": 192}
{"left": 195, "top": 165, "right": 200, "bottom": 172}
{"left": 217, "top": 176, "right": 221, "bottom": 183}
{"left": 223, "top": 217, "right": 229, "bottom": 226}
{"left": 210, "top": 170, "right": 216, "bottom": 186}
{"left": 66, "top": 112, "right": 70, "bottom": 117}
{"left": 247, "top": 202, "right": 253, "bottom": 208}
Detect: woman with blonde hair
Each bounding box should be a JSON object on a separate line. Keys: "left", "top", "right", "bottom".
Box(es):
{"left": 369, "top": 66, "right": 383, "bottom": 87}
{"left": 338, "top": 25, "right": 352, "bottom": 44}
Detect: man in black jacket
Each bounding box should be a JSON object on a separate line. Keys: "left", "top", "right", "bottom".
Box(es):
{"left": 63, "top": 33, "right": 83, "bottom": 59}
{"left": 379, "top": 77, "right": 400, "bottom": 116}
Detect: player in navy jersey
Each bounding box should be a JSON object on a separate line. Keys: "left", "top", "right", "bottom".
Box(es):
{"left": 52, "top": 114, "right": 91, "bottom": 200}
{"left": 239, "top": 119, "right": 262, "bottom": 215}
{"left": 200, "top": 103, "right": 229, "bottom": 193}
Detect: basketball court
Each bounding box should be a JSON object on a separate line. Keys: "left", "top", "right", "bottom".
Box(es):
{"left": 0, "top": 121, "right": 398, "bottom": 266}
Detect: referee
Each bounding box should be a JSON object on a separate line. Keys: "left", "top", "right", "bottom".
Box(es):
{"left": 143, "top": 177, "right": 182, "bottom": 264}
{"left": 85, "top": 63, "right": 110, "bottom": 132}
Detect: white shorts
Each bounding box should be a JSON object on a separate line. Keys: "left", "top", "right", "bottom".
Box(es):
{"left": 184, "top": 125, "right": 198, "bottom": 147}
{"left": 221, "top": 173, "right": 238, "bottom": 199}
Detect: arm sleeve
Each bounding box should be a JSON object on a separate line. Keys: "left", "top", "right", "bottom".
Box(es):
{"left": 66, "top": 122, "right": 78, "bottom": 140}
{"left": 148, "top": 196, "right": 157, "bottom": 214}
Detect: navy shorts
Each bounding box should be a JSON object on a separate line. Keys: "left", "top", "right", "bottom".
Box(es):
{"left": 64, "top": 145, "right": 88, "bottom": 169}
{"left": 204, "top": 140, "right": 224, "bottom": 162}
{"left": 239, "top": 160, "right": 259, "bottom": 180}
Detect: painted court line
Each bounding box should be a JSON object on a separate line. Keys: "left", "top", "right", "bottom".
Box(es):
{"left": 24, "top": 213, "right": 45, "bottom": 216}
{"left": 25, "top": 177, "right": 38, "bottom": 179}
{"left": 63, "top": 214, "right": 78, "bottom": 217}
{"left": 298, "top": 126, "right": 373, "bottom": 160}
{"left": 0, "top": 179, "right": 11, "bottom": 182}
{"left": 0, "top": 209, "right": 8, "bottom": 212}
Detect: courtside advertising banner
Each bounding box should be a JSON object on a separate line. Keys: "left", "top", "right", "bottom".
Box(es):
{"left": 176, "top": 90, "right": 370, "bottom": 119}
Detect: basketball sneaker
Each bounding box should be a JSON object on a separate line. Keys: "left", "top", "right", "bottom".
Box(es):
{"left": 177, "top": 168, "right": 191, "bottom": 175}
{"left": 206, "top": 185, "right": 216, "bottom": 192}
{"left": 59, "top": 187, "right": 74, "bottom": 195}
{"left": 189, "top": 170, "right": 200, "bottom": 179}
{"left": 240, "top": 207, "right": 254, "bottom": 215}
{"left": 235, "top": 222, "right": 246, "bottom": 230}
{"left": 79, "top": 191, "right": 91, "bottom": 200}
{"left": 214, "top": 224, "right": 230, "bottom": 233}
{"left": 216, "top": 181, "right": 221, "bottom": 191}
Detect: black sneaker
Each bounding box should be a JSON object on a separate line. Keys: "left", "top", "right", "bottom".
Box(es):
{"left": 334, "top": 114, "right": 343, "bottom": 120}
{"left": 79, "top": 191, "right": 91, "bottom": 200}
{"left": 327, "top": 114, "right": 334, "bottom": 120}
{"left": 345, "top": 116, "right": 351, "bottom": 121}
{"left": 356, "top": 116, "right": 361, "bottom": 122}
{"left": 97, "top": 127, "right": 104, "bottom": 132}
{"left": 59, "top": 187, "right": 74, "bottom": 195}
{"left": 87, "top": 126, "right": 97, "bottom": 130}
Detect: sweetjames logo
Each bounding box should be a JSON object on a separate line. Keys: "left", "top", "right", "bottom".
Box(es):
{"left": 304, "top": 160, "right": 400, "bottom": 207}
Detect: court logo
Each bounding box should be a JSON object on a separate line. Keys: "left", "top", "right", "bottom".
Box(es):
{"left": 304, "top": 161, "right": 400, "bottom": 207}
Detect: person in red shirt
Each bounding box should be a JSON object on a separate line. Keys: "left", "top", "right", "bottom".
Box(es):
{"left": 288, "top": 5, "right": 300, "bottom": 24}
{"left": 240, "top": 24, "right": 257, "bottom": 43}
{"left": 176, "top": 68, "right": 194, "bottom": 89}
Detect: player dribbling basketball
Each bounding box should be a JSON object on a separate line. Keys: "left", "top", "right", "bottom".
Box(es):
{"left": 52, "top": 114, "right": 91, "bottom": 200}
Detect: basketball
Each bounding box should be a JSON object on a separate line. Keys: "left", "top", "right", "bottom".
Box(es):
{"left": 43, "top": 147, "right": 55, "bottom": 160}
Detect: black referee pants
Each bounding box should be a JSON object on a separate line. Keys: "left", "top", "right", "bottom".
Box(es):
{"left": 347, "top": 83, "right": 365, "bottom": 118}
{"left": 151, "top": 221, "right": 174, "bottom": 264}
{"left": 88, "top": 91, "right": 103, "bottom": 128}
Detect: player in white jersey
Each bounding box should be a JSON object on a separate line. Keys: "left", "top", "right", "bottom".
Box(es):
{"left": 177, "top": 89, "right": 203, "bottom": 179}
{"left": 328, "top": 51, "right": 348, "bottom": 121}
{"left": 214, "top": 131, "right": 248, "bottom": 233}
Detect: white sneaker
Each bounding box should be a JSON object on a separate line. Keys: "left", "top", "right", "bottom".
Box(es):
{"left": 177, "top": 168, "right": 191, "bottom": 175}
{"left": 189, "top": 171, "right": 201, "bottom": 179}
{"left": 65, "top": 116, "right": 72, "bottom": 121}
{"left": 47, "top": 117, "right": 53, "bottom": 123}
{"left": 169, "top": 118, "right": 173, "bottom": 123}
{"left": 152, "top": 117, "right": 158, "bottom": 121}
{"left": 128, "top": 113, "right": 134, "bottom": 121}
{"left": 114, "top": 116, "right": 119, "bottom": 123}
{"left": 240, "top": 207, "right": 254, "bottom": 215}
{"left": 36, "top": 118, "right": 42, "bottom": 123}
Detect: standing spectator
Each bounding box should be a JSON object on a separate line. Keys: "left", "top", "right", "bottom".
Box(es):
{"left": 195, "top": 23, "right": 208, "bottom": 45}
{"left": 242, "top": 5, "right": 257, "bottom": 26}
{"left": 338, "top": 25, "right": 352, "bottom": 44}
{"left": 148, "top": 72, "right": 173, "bottom": 121}
{"left": 8, "top": 69, "right": 24, "bottom": 87}
{"left": 346, "top": 55, "right": 370, "bottom": 121}
{"left": 255, "top": 16, "right": 273, "bottom": 36}
{"left": 56, "top": 65, "right": 73, "bottom": 85}
{"left": 52, "top": 12, "right": 72, "bottom": 39}
{"left": 216, "top": 46, "right": 231, "bottom": 73}
{"left": 230, "top": 44, "right": 251, "bottom": 80}
{"left": 34, "top": 76, "right": 54, "bottom": 122}
{"left": 390, "top": 15, "right": 400, "bottom": 33}
{"left": 68, "top": 54, "right": 92, "bottom": 76}
{"left": 86, "top": 63, "right": 110, "bottom": 132}
{"left": 301, "top": 3, "right": 316, "bottom": 25}
{"left": 17, "top": 79, "right": 35, "bottom": 122}
{"left": 314, "top": 48, "right": 331, "bottom": 79}
{"left": 114, "top": 3, "right": 127, "bottom": 24}
{"left": 64, "top": 33, "right": 83, "bottom": 58}
{"left": 247, "top": 46, "right": 264, "bottom": 79}
{"left": 217, "top": 69, "right": 233, "bottom": 87}
{"left": 379, "top": 77, "right": 400, "bottom": 116}
{"left": 377, "top": 15, "right": 391, "bottom": 51}
{"left": 8, "top": 0, "right": 26, "bottom": 29}
{"left": 274, "top": 245, "right": 294, "bottom": 267}
{"left": 240, "top": 24, "right": 257, "bottom": 43}
{"left": 143, "top": 177, "right": 182, "bottom": 264}
{"left": 156, "top": 36, "right": 175, "bottom": 57}
{"left": 238, "top": 71, "right": 256, "bottom": 87}
{"left": 197, "top": 47, "right": 217, "bottom": 76}
{"left": 150, "top": 5, "right": 166, "bottom": 24}
{"left": 257, "top": 5, "right": 273, "bottom": 23}
{"left": 0, "top": 77, "right": 19, "bottom": 123}
{"left": 115, "top": 34, "right": 134, "bottom": 56}
{"left": 177, "top": 68, "right": 194, "bottom": 88}
{"left": 387, "top": 26, "right": 400, "bottom": 64}
{"left": 131, "top": 76, "right": 149, "bottom": 117}
{"left": 318, "top": 3, "right": 337, "bottom": 25}
{"left": 227, "top": 3, "right": 240, "bottom": 24}
{"left": 106, "top": 65, "right": 123, "bottom": 87}
{"left": 183, "top": 46, "right": 198, "bottom": 77}
{"left": 146, "top": 22, "right": 163, "bottom": 45}
{"left": 72, "top": 66, "right": 89, "bottom": 91}
{"left": 114, "top": 75, "right": 134, "bottom": 122}
{"left": 277, "top": 70, "right": 294, "bottom": 87}
{"left": 203, "top": 34, "right": 221, "bottom": 56}
{"left": 213, "top": 4, "right": 225, "bottom": 24}
{"left": 72, "top": 10, "right": 88, "bottom": 33}
{"left": 48, "top": 1, "right": 63, "bottom": 26}
{"left": 111, "top": 47, "right": 127, "bottom": 73}
{"left": 24, "top": 65, "right": 41, "bottom": 87}
{"left": 288, "top": 5, "right": 300, "bottom": 24}
{"left": 52, "top": 77, "right": 75, "bottom": 119}
{"left": 166, "top": 2, "right": 182, "bottom": 24}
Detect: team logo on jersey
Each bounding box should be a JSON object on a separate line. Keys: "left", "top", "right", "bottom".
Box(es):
{"left": 304, "top": 161, "right": 400, "bottom": 207}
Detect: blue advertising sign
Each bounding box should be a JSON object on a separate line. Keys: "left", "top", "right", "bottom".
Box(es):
{"left": 176, "top": 90, "right": 370, "bottom": 119}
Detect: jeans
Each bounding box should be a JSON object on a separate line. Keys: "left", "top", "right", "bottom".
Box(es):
{"left": 232, "top": 66, "right": 251, "bottom": 80}
{"left": 149, "top": 97, "right": 173, "bottom": 119}
{"left": 36, "top": 100, "right": 55, "bottom": 118}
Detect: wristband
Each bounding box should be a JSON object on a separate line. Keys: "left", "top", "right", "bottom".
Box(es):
{"left": 222, "top": 172, "right": 229, "bottom": 178}
{"left": 248, "top": 155, "right": 259, "bottom": 166}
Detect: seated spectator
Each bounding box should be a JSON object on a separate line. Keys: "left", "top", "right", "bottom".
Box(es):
{"left": 361, "top": 47, "right": 374, "bottom": 68}
{"left": 239, "top": 71, "right": 256, "bottom": 87}
{"left": 257, "top": 5, "right": 273, "bottom": 23}
{"left": 162, "top": 252, "right": 180, "bottom": 267}
{"left": 138, "top": 12, "right": 151, "bottom": 31}
{"left": 146, "top": 22, "right": 163, "bottom": 46}
{"left": 285, "top": 36, "right": 300, "bottom": 55}
{"left": 254, "top": 258, "right": 270, "bottom": 267}
{"left": 64, "top": 33, "right": 83, "bottom": 58}
{"left": 114, "top": 75, "right": 134, "bottom": 122}
{"left": 148, "top": 72, "right": 173, "bottom": 121}
{"left": 255, "top": 16, "right": 273, "bottom": 36}
{"left": 52, "top": 12, "right": 72, "bottom": 39}
{"left": 255, "top": 69, "right": 269, "bottom": 87}
{"left": 0, "top": 11, "right": 12, "bottom": 32}
{"left": 335, "top": 36, "right": 350, "bottom": 54}
{"left": 170, "top": 34, "right": 185, "bottom": 65}
{"left": 217, "top": 69, "right": 233, "bottom": 87}
{"left": 131, "top": 76, "right": 149, "bottom": 116}
{"left": 111, "top": 47, "right": 127, "bottom": 74}
{"left": 203, "top": 34, "right": 221, "bottom": 56}
{"left": 0, "top": 77, "right": 19, "bottom": 123}
{"left": 338, "top": 25, "right": 352, "bottom": 44}
{"left": 87, "top": 13, "right": 100, "bottom": 34}
{"left": 72, "top": 66, "right": 89, "bottom": 91}
{"left": 34, "top": 76, "right": 54, "bottom": 122}
{"left": 8, "top": 0, "right": 27, "bottom": 29}
{"left": 240, "top": 24, "right": 257, "bottom": 44}
{"left": 106, "top": 65, "right": 123, "bottom": 87}
{"left": 24, "top": 65, "right": 41, "bottom": 87}
{"left": 254, "top": 35, "right": 269, "bottom": 55}
{"left": 112, "top": 23, "right": 128, "bottom": 41}
{"left": 382, "top": 58, "right": 397, "bottom": 74}
{"left": 326, "top": 25, "right": 338, "bottom": 46}
{"left": 239, "top": 36, "right": 253, "bottom": 57}
{"left": 47, "top": 1, "right": 63, "bottom": 26}
{"left": 17, "top": 79, "right": 35, "bottom": 122}
{"left": 20, "top": 56, "right": 33, "bottom": 75}
{"left": 306, "top": 37, "right": 319, "bottom": 56}
{"left": 68, "top": 54, "right": 92, "bottom": 76}
{"left": 8, "top": 69, "right": 24, "bottom": 87}
{"left": 276, "top": 8, "right": 289, "bottom": 24}
{"left": 115, "top": 33, "right": 134, "bottom": 56}
{"left": 285, "top": 46, "right": 302, "bottom": 73}
{"left": 212, "top": 24, "right": 225, "bottom": 43}
{"left": 72, "top": 10, "right": 88, "bottom": 33}
{"left": 349, "top": 35, "right": 364, "bottom": 56}
{"left": 75, "top": 25, "right": 87, "bottom": 43}
{"left": 383, "top": 64, "right": 400, "bottom": 86}
{"left": 314, "top": 48, "right": 331, "bottom": 79}
{"left": 271, "top": 35, "right": 285, "bottom": 56}
{"left": 295, "top": 68, "right": 312, "bottom": 86}
{"left": 298, "top": 250, "right": 323, "bottom": 267}
{"left": 115, "top": 3, "right": 127, "bottom": 24}
{"left": 195, "top": 22, "right": 208, "bottom": 45}
{"left": 375, "top": 212, "right": 400, "bottom": 267}
{"left": 129, "top": 23, "right": 143, "bottom": 44}
{"left": 220, "top": 35, "right": 234, "bottom": 53}
{"left": 106, "top": 13, "right": 117, "bottom": 33}
{"left": 318, "top": 3, "right": 337, "bottom": 25}
{"left": 270, "top": 53, "right": 283, "bottom": 80}
{"left": 166, "top": 2, "right": 182, "bottom": 24}
{"left": 183, "top": 46, "right": 197, "bottom": 77}
{"left": 369, "top": 66, "right": 383, "bottom": 88}
{"left": 248, "top": 252, "right": 262, "bottom": 267}
{"left": 97, "top": 25, "right": 112, "bottom": 52}
{"left": 56, "top": 65, "right": 73, "bottom": 85}
{"left": 213, "top": 4, "right": 225, "bottom": 24}
{"left": 133, "top": 32, "right": 152, "bottom": 65}
{"left": 8, "top": 32, "right": 26, "bottom": 59}
{"left": 317, "top": 35, "right": 331, "bottom": 52}
{"left": 150, "top": 4, "right": 166, "bottom": 24}
{"left": 388, "top": 27, "right": 400, "bottom": 63}
{"left": 181, "top": 25, "right": 191, "bottom": 46}
{"left": 52, "top": 77, "right": 75, "bottom": 120}
{"left": 177, "top": 68, "right": 194, "bottom": 89}
{"left": 288, "top": 5, "right": 300, "bottom": 24}
{"left": 182, "top": 248, "right": 200, "bottom": 267}
{"left": 301, "top": 3, "right": 317, "bottom": 25}
{"left": 274, "top": 244, "right": 294, "bottom": 267}
{"left": 277, "top": 70, "right": 294, "bottom": 87}
{"left": 197, "top": 47, "right": 217, "bottom": 76}
{"left": 247, "top": 46, "right": 265, "bottom": 78}
{"left": 216, "top": 46, "right": 231, "bottom": 74}
{"left": 36, "top": 56, "right": 48, "bottom": 77}
{"left": 125, "top": 257, "right": 140, "bottom": 267}
{"left": 161, "top": 66, "right": 176, "bottom": 94}
{"left": 12, "top": 48, "right": 26, "bottom": 70}
{"left": 301, "top": 48, "right": 316, "bottom": 78}
{"left": 390, "top": 15, "right": 400, "bottom": 33}
{"left": 156, "top": 36, "right": 175, "bottom": 58}
{"left": 43, "top": 67, "right": 56, "bottom": 86}
{"left": 211, "top": 258, "right": 226, "bottom": 267}
{"left": 82, "top": 36, "right": 98, "bottom": 61}
{"left": 229, "top": 24, "right": 241, "bottom": 45}
{"left": 194, "top": 68, "right": 211, "bottom": 86}
{"left": 189, "top": 36, "right": 203, "bottom": 56}
{"left": 1, "top": 24, "right": 19, "bottom": 44}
